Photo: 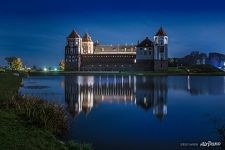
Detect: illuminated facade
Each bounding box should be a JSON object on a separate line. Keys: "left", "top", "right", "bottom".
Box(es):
{"left": 64, "top": 27, "right": 168, "bottom": 71}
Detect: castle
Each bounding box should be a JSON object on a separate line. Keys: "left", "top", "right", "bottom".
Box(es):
{"left": 64, "top": 27, "right": 168, "bottom": 71}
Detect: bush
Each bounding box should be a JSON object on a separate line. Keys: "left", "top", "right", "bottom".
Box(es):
{"left": 0, "top": 68, "right": 5, "bottom": 72}
{"left": 8, "top": 95, "right": 68, "bottom": 136}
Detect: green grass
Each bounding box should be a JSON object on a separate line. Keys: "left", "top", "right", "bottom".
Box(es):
{"left": 10, "top": 95, "right": 68, "bottom": 136}
{"left": 0, "top": 109, "right": 66, "bottom": 150}
{"left": 186, "top": 64, "right": 223, "bottom": 73}
{"left": 0, "top": 72, "right": 22, "bottom": 103}
{"left": 29, "top": 65, "right": 225, "bottom": 76}
{"left": 0, "top": 72, "right": 92, "bottom": 150}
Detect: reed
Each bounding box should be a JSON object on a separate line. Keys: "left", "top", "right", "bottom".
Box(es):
{"left": 8, "top": 95, "right": 68, "bottom": 136}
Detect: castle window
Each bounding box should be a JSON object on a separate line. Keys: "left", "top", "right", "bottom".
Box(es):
{"left": 144, "top": 51, "right": 147, "bottom": 55}
{"left": 160, "top": 47, "right": 164, "bottom": 52}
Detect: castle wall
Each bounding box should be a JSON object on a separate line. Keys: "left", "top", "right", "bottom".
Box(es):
{"left": 153, "top": 60, "right": 168, "bottom": 71}
{"left": 80, "top": 54, "right": 136, "bottom": 71}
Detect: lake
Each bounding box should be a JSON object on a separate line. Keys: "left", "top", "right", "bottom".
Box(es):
{"left": 19, "top": 75, "right": 225, "bottom": 150}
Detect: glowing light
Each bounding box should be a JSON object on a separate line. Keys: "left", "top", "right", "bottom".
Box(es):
{"left": 224, "top": 62, "right": 225, "bottom": 66}
{"left": 54, "top": 68, "right": 57, "bottom": 71}
{"left": 43, "top": 67, "right": 47, "bottom": 71}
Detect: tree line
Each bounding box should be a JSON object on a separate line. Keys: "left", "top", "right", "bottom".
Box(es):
{"left": 4, "top": 56, "right": 65, "bottom": 71}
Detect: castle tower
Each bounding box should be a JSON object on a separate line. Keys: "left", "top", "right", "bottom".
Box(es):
{"left": 153, "top": 27, "right": 168, "bottom": 71}
{"left": 82, "top": 32, "right": 94, "bottom": 54}
{"left": 65, "top": 30, "right": 82, "bottom": 71}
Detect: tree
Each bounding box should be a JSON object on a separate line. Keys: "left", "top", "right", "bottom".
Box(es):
{"left": 5, "top": 57, "right": 23, "bottom": 70}
{"left": 32, "top": 65, "right": 37, "bottom": 70}
{"left": 59, "top": 60, "right": 65, "bottom": 70}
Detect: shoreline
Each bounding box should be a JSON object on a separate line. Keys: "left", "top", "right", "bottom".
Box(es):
{"left": 28, "top": 71, "right": 225, "bottom": 76}
{"left": 0, "top": 72, "right": 92, "bottom": 150}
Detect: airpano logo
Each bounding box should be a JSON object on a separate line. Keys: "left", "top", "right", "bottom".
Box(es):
{"left": 200, "top": 141, "right": 221, "bottom": 147}
{"left": 180, "top": 141, "right": 221, "bottom": 148}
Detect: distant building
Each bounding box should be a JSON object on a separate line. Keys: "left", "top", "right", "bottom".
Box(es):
{"left": 177, "top": 51, "right": 207, "bottom": 66}
{"left": 64, "top": 27, "right": 168, "bottom": 71}
{"left": 207, "top": 52, "right": 225, "bottom": 68}
{"left": 175, "top": 51, "right": 225, "bottom": 69}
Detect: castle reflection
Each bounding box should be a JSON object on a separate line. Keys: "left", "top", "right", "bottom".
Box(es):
{"left": 65, "top": 75, "right": 168, "bottom": 120}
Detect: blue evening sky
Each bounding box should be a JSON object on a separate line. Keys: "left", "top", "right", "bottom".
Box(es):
{"left": 0, "top": 0, "right": 225, "bottom": 67}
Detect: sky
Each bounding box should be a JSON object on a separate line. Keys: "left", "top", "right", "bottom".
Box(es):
{"left": 0, "top": 0, "right": 225, "bottom": 67}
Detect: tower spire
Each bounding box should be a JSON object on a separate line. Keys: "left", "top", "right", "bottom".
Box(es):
{"left": 155, "top": 26, "right": 167, "bottom": 36}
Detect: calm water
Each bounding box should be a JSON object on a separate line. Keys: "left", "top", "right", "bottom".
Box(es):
{"left": 19, "top": 75, "right": 225, "bottom": 150}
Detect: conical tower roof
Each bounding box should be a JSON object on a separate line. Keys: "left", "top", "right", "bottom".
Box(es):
{"left": 155, "top": 27, "right": 167, "bottom": 36}
{"left": 82, "top": 32, "right": 92, "bottom": 42}
{"left": 68, "top": 30, "right": 80, "bottom": 38}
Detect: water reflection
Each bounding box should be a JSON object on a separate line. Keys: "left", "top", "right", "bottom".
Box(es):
{"left": 168, "top": 76, "right": 225, "bottom": 95}
{"left": 65, "top": 76, "right": 168, "bottom": 120}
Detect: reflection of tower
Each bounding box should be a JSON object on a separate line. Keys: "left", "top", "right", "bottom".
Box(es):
{"left": 80, "top": 76, "right": 94, "bottom": 113}
{"left": 153, "top": 77, "right": 168, "bottom": 121}
{"left": 135, "top": 76, "right": 168, "bottom": 120}
{"left": 135, "top": 76, "right": 154, "bottom": 110}
{"left": 64, "top": 76, "right": 94, "bottom": 117}
{"left": 65, "top": 76, "right": 80, "bottom": 117}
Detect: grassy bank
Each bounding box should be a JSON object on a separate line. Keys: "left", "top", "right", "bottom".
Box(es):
{"left": 0, "top": 72, "right": 22, "bottom": 103}
{"left": 0, "top": 72, "right": 92, "bottom": 150}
